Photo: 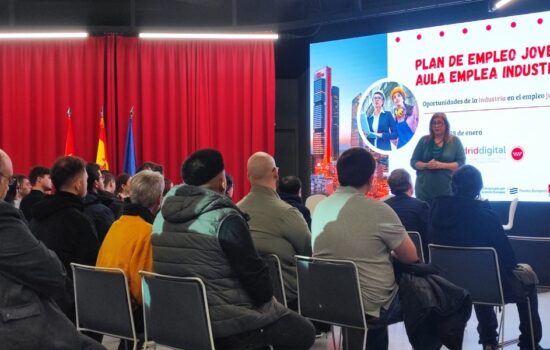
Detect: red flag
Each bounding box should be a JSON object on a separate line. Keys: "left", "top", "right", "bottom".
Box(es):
{"left": 64, "top": 108, "right": 75, "bottom": 156}
{"left": 95, "top": 108, "right": 109, "bottom": 170}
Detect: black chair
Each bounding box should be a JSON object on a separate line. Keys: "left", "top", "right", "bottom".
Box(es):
{"left": 508, "top": 235, "right": 550, "bottom": 289}
{"left": 295, "top": 255, "right": 367, "bottom": 350}
{"left": 262, "top": 254, "right": 287, "bottom": 307}
{"left": 140, "top": 271, "right": 215, "bottom": 350}
{"left": 71, "top": 263, "right": 138, "bottom": 350}
{"left": 408, "top": 231, "right": 425, "bottom": 263}
{"left": 428, "top": 244, "right": 535, "bottom": 349}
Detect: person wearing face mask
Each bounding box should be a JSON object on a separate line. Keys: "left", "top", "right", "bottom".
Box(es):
{"left": 410, "top": 112, "right": 466, "bottom": 206}
{"left": 30, "top": 156, "right": 99, "bottom": 322}
{"left": 152, "top": 149, "right": 315, "bottom": 350}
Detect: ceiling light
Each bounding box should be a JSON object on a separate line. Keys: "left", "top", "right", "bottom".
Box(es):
{"left": 139, "top": 32, "right": 279, "bottom": 40}
{"left": 489, "top": 0, "right": 517, "bottom": 12}
{"left": 0, "top": 32, "right": 88, "bottom": 39}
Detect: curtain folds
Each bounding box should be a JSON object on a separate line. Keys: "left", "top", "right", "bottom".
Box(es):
{"left": 0, "top": 36, "right": 275, "bottom": 200}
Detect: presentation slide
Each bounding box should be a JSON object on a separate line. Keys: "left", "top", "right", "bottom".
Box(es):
{"left": 310, "top": 10, "right": 550, "bottom": 201}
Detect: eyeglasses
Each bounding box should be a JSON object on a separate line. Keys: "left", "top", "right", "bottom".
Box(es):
{"left": 431, "top": 120, "right": 445, "bottom": 125}
{"left": 0, "top": 173, "right": 16, "bottom": 186}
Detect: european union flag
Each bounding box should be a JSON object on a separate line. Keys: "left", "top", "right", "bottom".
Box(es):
{"left": 123, "top": 115, "right": 136, "bottom": 175}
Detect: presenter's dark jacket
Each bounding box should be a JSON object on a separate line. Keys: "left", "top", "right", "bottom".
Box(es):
{"left": 361, "top": 111, "right": 398, "bottom": 151}
{"left": 410, "top": 135, "right": 465, "bottom": 205}
{"left": 385, "top": 193, "right": 430, "bottom": 254}
{"left": 0, "top": 201, "right": 105, "bottom": 349}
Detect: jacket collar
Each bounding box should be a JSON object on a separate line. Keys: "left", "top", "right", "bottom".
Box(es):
{"left": 122, "top": 203, "right": 155, "bottom": 224}
{"left": 249, "top": 185, "right": 279, "bottom": 199}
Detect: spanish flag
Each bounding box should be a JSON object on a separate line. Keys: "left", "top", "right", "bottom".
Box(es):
{"left": 95, "top": 108, "right": 109, "bottom": 170}
{"left": 64, "top": 108, "right": 75, "bottom": 156}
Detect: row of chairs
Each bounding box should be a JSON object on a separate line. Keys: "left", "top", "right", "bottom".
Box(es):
{"left": 71, "top": 264, "right": 216, "bottom": 350}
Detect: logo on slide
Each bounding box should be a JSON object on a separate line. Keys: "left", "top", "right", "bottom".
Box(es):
{"left": 511, "top": 147, "right": 524, "bottom": 161}
{"left": 509, "top": 187, "right": 519, "bottom": 195}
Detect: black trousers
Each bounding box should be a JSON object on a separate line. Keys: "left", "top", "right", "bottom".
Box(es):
{"left": 215, "top": 311, "right": 316, "bottom": 350}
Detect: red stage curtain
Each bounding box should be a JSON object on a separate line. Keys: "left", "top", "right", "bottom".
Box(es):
{"left": 112, "top": 36, "right": 275, "bottom": 199}
{"left": 0, "top": 37, "right": 106, "bottom": 174}
{"left": 0, "top": 36, "right": 275, "bottom": 200}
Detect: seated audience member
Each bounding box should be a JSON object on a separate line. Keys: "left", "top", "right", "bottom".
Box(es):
{"left": 30, "top": 156, "right": 100, "bottom": 321}
{"left": 163, "top": 176, "right": 173, "bottom": 197}
{"left": 430, "top": 165, "right": 546, "bottom": 350}
{"left": 385, "top": 168, "right": 430, "bottom": 255}
{"left": 20, "top": 166, "right": 52, "bottom": 222}
{"left": 97, "top": 170, "right": 164, "bottom": 350}
{"left": 14, "top": 174, "right": 32, "bottom": 208}
{"left": 0, "top": 149, "right": 105, "bottom": 350}
{"left": 152, "top": 149, "right": 315, "bottom": 350}
{"left": 115, "top": 173, "right": 131, "bottom": 201}
{"left": 137, "top": 161, "right": 163, "bottom": 174}
{"left": 225, "top": 173, "right": 234, "bottom": 198}
{"left": 99, "top": 170, "right": 123, "bottom": 218}
{"left": 238, "top": 152, "right": 312, "bottom": 310}
{"left": 84, "top": 163, "right": 115, "bottom": 244}
{"left": 101, "top": 171, "right": 116, "bottom": 194}
{"left": 312, "top": 147, "right": 417, "bottom": 350}
{"left": 277, "top": 175, "right": 312, "bottom": 229}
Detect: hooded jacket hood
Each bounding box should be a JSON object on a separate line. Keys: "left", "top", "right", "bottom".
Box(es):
{"left": 161, "top": 185, "right": 247, "bottom": 224}
{"left": 32, "top": 191, "right": 84, "bottom": 221}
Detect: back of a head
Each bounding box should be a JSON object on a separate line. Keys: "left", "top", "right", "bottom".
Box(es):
{"left": 116, "top": 173, "right": 131, "bottom": 195}
{"left": 51, "top": 156, "right": 86, "bottom": 191}
{"left": 387, "top": 168, "right": 412, "bottom": 195}
{"left": 137, "top": 161, "right": 164, "bottom": 174}
{"left": 130, "top": 170, "right": 165, "bottom": 209}
{"left": 337, "top": 148, "right": 376, "bottom": 188}
{"left": 102, "top": 170, "right": 115, "bottom": 186}
{"left": 0, "top": 149, "right": 13, "bottom": 200}
{"left": 278, "top": 175, "right": 301, "bottom": 195}
{"left": 247, "top": 152, "right": 275, "bottom": 185}
{"left": 181, "top": 149, "right": 224, "bottom": 186}
{"left": 452, "top": 165, "right": 483, "bottom": 199}
{"left": 86, "top": 163, "right": 101, "bottom": 191}
{"left": 29, "top": 166, "right": 50, "bottom": 186}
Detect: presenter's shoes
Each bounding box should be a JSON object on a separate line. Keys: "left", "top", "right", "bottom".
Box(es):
{"left": 482, "top": 344, "right": 497, "bottom": 350}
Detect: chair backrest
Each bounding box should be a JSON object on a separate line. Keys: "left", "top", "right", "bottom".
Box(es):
{"left": 295, "top": 255, "right": 366, "bottom": 330}
{"left": 262, "top": 254, "right": 287, "bottom": 307}
{"left": 140, "top": 271, "right": 215, "bottom": 350}
{"left": 508, "top": 235, "right": 550, "bottom": 288}
{"left": 428, "top": 244, "right": 504, "bottom": 306}
{"left": 305, "top": 194, "right": 326, "bottom": 214}
{"left": 71, "top": 263, "right": 136, "bottom": 341}
{"left": 502, "top": 198, "right": 518, "bottom": 230}
{"left": 408, "top": 231, "right": 425, "bottom": 263}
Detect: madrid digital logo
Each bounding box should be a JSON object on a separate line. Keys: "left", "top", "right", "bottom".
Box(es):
{"left": 511, "top": 146, "right": 524, "bottom": 161}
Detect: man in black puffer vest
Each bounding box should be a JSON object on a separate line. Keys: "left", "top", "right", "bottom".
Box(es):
{"left": 152, "top": 149, "right": 315, "bottom": 350}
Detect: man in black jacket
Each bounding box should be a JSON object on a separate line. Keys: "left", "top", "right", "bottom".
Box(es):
{"left": 385, "top": 168, "right": 430, "bottom": 256}
{"left": 30, "top": 156, "right": 100, "bottom": 322}
{"left": 20, "top": 165, "right": 52, "bottom": 222}
{"left": 84, "top": 163, "right": 115, "bottom": 244}
{"left": 430, "top": 165, "right": 546, "bottom": 350}
{"left": 277, "top": 175, "right": 312, "bottom": 229}
{"left": 152, "top": 149, "right": 315, "bottom": 350}
{"left": 0, "top": 149, "right": 104, "bottom": 349}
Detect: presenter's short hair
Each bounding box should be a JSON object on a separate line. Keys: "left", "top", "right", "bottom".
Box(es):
{"left": 337, "top": 148, "right": 376, "bottom": 188}
{"left": 181, "top": 149, "right": 224, "bottom": 186}
{"left": 452, "top": 165, "right": 483, "bottom": 198}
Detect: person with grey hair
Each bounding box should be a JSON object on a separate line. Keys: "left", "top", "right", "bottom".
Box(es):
{"left": 385, "top": 168, "right": 430, "bottom": 254}
{"left": 97, "top": 170, "right": 165, "bottom": 350}
{"left": 0, "top": 149, "right": 105, "bottom": 349}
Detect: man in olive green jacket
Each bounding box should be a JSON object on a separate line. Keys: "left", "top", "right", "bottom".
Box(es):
{"left": 238, "top": 152, "right": 312, "bottom": 310}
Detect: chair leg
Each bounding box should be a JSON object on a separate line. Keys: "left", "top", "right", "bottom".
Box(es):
{"left": 526, "top": 297, "right": 535, "bottom": 350}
